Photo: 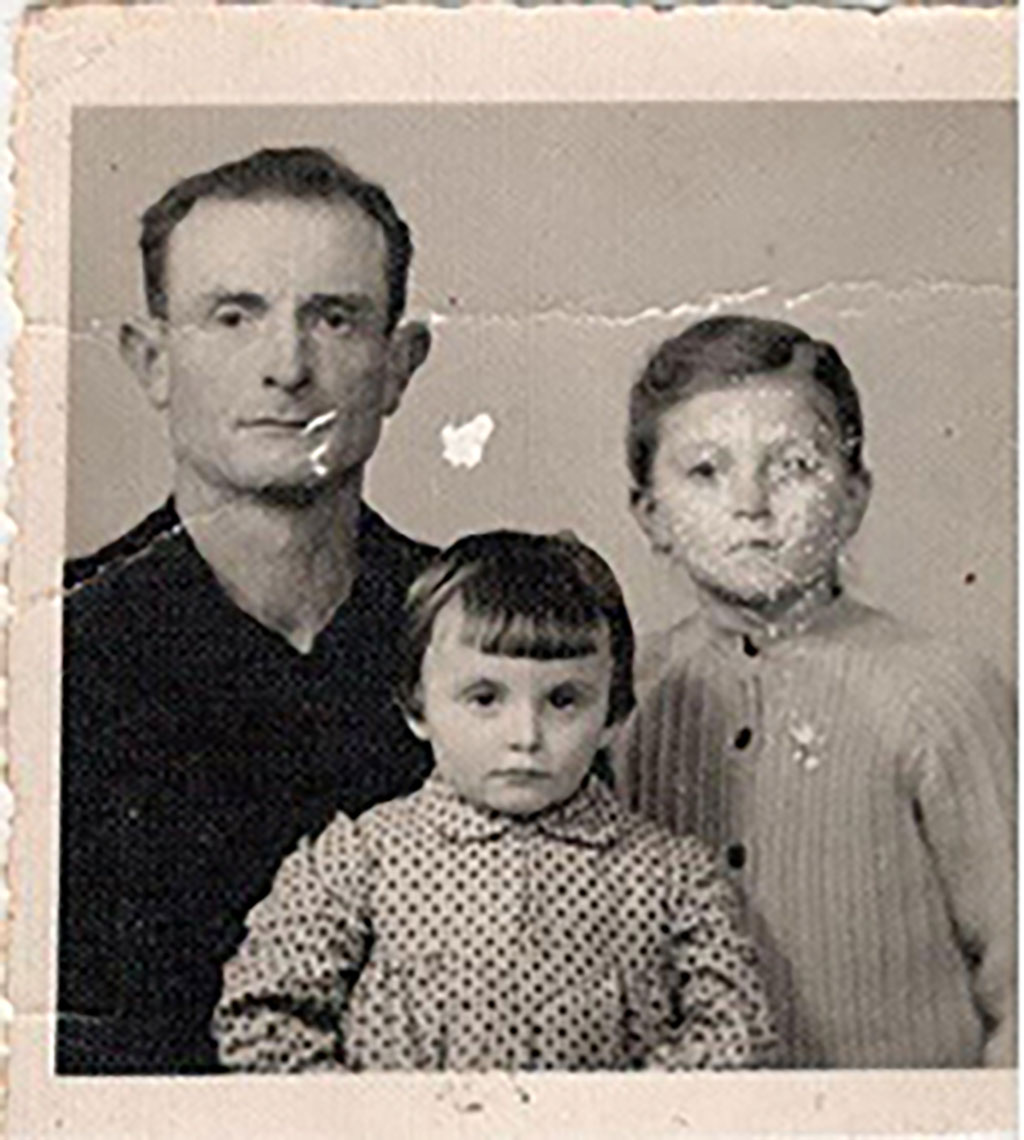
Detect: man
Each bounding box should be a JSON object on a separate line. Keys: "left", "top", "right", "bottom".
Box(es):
{"left": 58, "top": 148, "right": 436, "bottom": 1074}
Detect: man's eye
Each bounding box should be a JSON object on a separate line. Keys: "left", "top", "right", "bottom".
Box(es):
{"left": 214, "top": 309, "right": 247, "bottom": 329}
{"left": 319, "top": 309, "right": 355, "bottom": 332}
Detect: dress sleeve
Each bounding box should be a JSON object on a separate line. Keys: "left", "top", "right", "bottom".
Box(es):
{"left": 650, "top": 835, "right": 777, "bottom": 1070}
{"left": 906, "top": 648, "right": 1017, "bottom": 1067}
{"left": 213, "top": 812, "right": 374, "bottom": 1073}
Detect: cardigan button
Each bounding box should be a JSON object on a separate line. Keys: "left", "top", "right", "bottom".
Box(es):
{"left": 726, "top": 842, "right": 747, "bottom": 870}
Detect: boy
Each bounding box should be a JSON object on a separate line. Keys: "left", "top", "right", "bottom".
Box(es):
{"left": 620, "top": 315, "right": 1015, "bottom": 1068}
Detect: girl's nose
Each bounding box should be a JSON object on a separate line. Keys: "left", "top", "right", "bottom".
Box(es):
{"left": 507, "top": 701, "right": 543, "bottom": 753}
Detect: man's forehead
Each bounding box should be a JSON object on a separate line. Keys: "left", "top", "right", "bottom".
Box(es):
{"left": 164, "top": 193, "right": 389, "bottom": 300}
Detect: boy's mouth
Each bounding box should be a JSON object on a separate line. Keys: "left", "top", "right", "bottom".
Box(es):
{"left": 728, "top": 538, "right": 781, "bottom": 553}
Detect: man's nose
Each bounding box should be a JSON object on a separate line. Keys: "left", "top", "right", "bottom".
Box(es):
{"left": 507, "top": 701, "right": 543, "bottom": 753}
{"left": 262, "top": 318, "right": 313, "bottom": 393}
{"left": 731, "top": 465, "right": 771, "bottom": 518}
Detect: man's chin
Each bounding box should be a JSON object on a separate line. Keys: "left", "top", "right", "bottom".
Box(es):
{"left": 242, "top": 461, "right": 359, "bottom": 505}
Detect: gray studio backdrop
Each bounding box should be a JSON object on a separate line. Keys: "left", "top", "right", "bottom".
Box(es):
{"left": 68, "top": 103, "right": 1016, "bottom": 677}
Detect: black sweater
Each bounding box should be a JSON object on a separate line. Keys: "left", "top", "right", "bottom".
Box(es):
{"left": 58, "top": 499, "right": 434, "bottom": 1074}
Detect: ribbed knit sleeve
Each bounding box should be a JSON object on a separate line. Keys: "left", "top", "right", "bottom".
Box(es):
{"left": 902, "top": 647, "right": 1017, "bottom": 1066}
{"left": 617, "top": 670, "right": 679, "bottom": 821}
{"left": 213, "top": 814, "right": 373, "bottom": 1072}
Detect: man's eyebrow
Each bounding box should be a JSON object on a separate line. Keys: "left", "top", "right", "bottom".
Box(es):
{"left": 203, "top": 291, "right": 268, "bottom": 314}
{"left": 302, "top": 293, "right": 378, "bottom": 317}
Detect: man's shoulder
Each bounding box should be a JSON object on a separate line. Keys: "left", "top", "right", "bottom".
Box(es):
{"left": 359, "top": 504, "right": 436, "bottom": 578}
{"left": 63, "top": 500, "right": 185, "bottom": 598}
{"left": 60, "top": 503, "right": 206, "bottom": 716}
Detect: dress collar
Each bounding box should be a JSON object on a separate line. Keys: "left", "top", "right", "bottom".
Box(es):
{"left": 416, "top": 775, "right": 622, "bottom": 848}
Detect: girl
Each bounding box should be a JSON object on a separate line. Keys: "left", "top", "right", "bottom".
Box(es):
{"left": 621, "top": 315, "right": 1015, "bottom": 1068}
{"left": 214, "top": 531, "right": 775, "bottom": 1071}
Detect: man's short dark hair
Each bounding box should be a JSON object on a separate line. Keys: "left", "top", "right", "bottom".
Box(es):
{"left": 627, "top": 314, "right": 866, "bottom": 497}
{"left": 140, "top": 147, "right": 413, "bottom": 333}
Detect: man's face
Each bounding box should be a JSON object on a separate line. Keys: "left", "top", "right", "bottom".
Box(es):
{"left": 139, "top": 195, "right": 416, "bottom": 500}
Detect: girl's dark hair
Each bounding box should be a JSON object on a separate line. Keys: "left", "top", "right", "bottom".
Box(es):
{"left": 398, "top": 530, "right": 635, "bottom": 729}
{"left": 627, "top": 315, "right": 866, "bottom": 496}
{"left": 140, "top": 146, "right": 412, "bottom": 333}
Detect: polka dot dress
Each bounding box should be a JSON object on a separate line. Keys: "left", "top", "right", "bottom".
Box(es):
{"left": 214, "top": 778, "right": 776, "bottom": 1072}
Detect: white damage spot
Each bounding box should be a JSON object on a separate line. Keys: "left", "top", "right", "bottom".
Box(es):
{"left": 441, "top": 413, "right": 495, "bottom": 469}
{"left": 302, "top": 409, "right": 338, "bottom": 478}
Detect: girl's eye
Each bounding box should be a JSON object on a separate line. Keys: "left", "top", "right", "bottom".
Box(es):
{"left": 548, "top": 686, "right": 581, "bottom": 711}
{"left": 464, "top": 688, "right": 499, "bottom": 710}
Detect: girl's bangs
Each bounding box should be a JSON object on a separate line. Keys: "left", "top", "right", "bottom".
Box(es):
{"left": 457, "top": 605, "right": 603, "bottom": 661}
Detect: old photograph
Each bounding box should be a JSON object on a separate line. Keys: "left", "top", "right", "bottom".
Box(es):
{"left": 8, "top": 8, "right": 1017, "bottom": 1138}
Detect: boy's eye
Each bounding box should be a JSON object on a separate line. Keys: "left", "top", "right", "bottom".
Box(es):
{"left": 687, "top": 460, "right": 718, "bottom": 481}
{"left": 775, "top": 452, "right": 821, "bottom": 478}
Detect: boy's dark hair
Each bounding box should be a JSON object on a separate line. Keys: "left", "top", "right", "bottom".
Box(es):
{"left": 398, "top": 530, "right": 635, "bottom": 729}
{"left": 627, "top": 315, "right": 866, "bottom": 496}
{"left": 139, "top": 146, "right": 413, "bottom": 333}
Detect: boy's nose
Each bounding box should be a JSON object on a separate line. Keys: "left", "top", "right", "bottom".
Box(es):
{"left": 507, "top": 702, "right": 543, "bottom": 753}
{"left": 731, "top": 467, "right": 771, "bottom": 518}
{"left": 262, "top": 319, "right": 313, "bottom": 393}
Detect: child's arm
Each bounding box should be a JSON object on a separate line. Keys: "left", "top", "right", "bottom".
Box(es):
{"left": 908, "top": 650, "right": 1017, "bottom": 1067}
{"left": 213, "top": 813, "right": 373, "bottom": 1073}
{"left": 613, "top": 671, "right": 681, "bottom": 825}
{"left": 651, "top": 835, "right": 777, "bottom": 1070}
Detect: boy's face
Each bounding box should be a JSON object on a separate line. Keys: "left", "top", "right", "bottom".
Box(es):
{"left": 638, "top": 375, "right": 869, "bottom": 613}
{"left": 407, "top": 601, "right": 615, "bottom": 816}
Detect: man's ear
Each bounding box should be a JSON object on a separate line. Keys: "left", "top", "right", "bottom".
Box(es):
{"left": 840, "top": 468, "right": 873, "bottom": 545}
{"left": 629, "top": 487, "right": 674, "bottom": 556}
{"left": 381, "top": 320, "right": 432, "bottom": 416}
{"left": 120, "top": 319, "right": 170, "bottom": 410}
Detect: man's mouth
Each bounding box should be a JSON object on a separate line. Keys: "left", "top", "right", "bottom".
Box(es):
{"left": 490, "top": 769, "right": 551, "bottom": 782}
{"left": 241, "top": 412, "right": 335, "bottom": 433}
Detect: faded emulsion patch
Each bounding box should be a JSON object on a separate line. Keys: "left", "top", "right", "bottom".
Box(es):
{"left": 440, "top": 412, "right": 495, "bottom": 470}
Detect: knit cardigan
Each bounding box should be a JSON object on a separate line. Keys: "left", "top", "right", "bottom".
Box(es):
{"left": 616, "top": 595, "right": 1016, "bottom": 1068}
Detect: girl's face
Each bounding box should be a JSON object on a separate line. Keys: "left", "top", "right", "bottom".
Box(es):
{"left": 407, "top": 600, "right": 615, "bottom": 816}
{"left": 639, "top": 375, "right": 869, "bottom": 614}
